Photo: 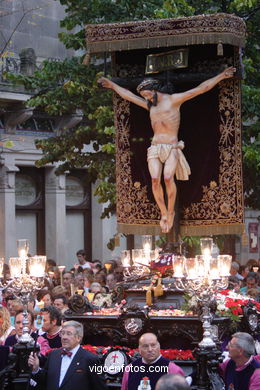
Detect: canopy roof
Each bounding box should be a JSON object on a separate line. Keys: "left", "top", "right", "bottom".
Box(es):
{"left": 85, "top": 13, "right": 246, "bottom": 54}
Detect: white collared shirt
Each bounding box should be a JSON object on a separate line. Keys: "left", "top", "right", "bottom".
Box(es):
{"left": 59, "top": 344, "right": 80, "bottom": 386}
{"left": 141, "top": 354, "right": 162, "bottom": 365}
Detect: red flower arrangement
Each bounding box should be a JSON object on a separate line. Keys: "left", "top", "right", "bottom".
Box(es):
{"left": 216, "top": 290, "right": 260, "bottom": 324}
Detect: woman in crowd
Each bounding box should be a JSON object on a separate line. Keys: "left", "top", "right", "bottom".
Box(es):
{"left": 0, "top": 306, "right": 15, "bottom": 344}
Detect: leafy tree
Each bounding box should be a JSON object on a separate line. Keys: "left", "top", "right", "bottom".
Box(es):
{"left": 7, "top": 0, "right": 260, "bottom": 221}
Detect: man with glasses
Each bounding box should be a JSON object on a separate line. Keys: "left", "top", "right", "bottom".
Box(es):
{"left": 121, "top": 333, "right": 185, "bottom": 390}
{"left": 220, "top": 332, "right": 260, "bottom": 390}
{"left": 28, "top": 320, "right": 107, "bottom": 390}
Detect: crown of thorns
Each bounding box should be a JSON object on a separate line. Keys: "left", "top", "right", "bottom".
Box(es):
{"left": 136, "top": 78, "right": 161, "bottom": 94}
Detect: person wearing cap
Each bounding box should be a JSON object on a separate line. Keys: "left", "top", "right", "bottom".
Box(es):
{"left": 98, "top": 67, "right": 236, "bottom": 233}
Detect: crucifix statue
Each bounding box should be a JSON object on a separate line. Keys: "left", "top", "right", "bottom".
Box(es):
{"left": 98, "top": 66, "right": 236, "bottom": 233}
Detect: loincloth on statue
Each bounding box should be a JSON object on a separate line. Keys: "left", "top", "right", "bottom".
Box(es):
{"left": 147, "top": 140, "right": 191, "bottom": 181}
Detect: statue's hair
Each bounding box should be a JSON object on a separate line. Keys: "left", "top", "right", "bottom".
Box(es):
{"left": 136, "top": 78, "right": 161, "bottom": 94}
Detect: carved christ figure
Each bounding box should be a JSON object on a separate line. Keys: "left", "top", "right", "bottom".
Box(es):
{"left": 98, "top": 67, "right": 236, "bottom": 233}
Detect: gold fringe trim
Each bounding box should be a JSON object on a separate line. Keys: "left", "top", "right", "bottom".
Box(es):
{"left": 86, "top": 33, "right": 245, "bottom": 54}
{"left": 117, "top": 223, "right": 161, "bottom": 236}
{"left": 118, "top": 223, "right": 245, "bottom": 236}
{"left": 180, "top": 223, "right": 245, "bottom": 236}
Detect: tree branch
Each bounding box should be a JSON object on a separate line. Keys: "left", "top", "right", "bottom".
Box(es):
{"left": 0, "top": 4, "right": 47, "bottom": 58}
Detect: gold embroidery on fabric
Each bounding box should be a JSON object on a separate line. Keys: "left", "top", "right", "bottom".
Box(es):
{"left": 86, "top": 14, "right": 246, "bottom": 53}
{"left": 115, "top": 49, "right": 244, "bottom": 233}
{"left": 181, "top": 78, "right": 244, "bottom": 227}
{"left": 115, "top": 96, "right": 160, "bottom": 227}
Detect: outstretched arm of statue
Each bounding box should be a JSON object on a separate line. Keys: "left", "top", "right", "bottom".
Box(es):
{"left": 98, "top": 77, "right": 148, "bottom": 109}
{"left": 173, "top": 66, "right": 236, "bottom": 104}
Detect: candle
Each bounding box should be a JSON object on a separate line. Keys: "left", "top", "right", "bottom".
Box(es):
{"left": 217, "top": 255, "right": 232, "bottom": 277}
{"left": 70, "top": 283, "right": 75, "bottom": 296}
{"left": 121, "top": 250, "right": 131, "bottom": 267}
{"left": 0, "top": 258, "right": 4, "bottom": 278}
{"left": 9, "top": 257, "right": 22, "bottom": 277}
{"left": 210, "top": 268, "right": 219, "bottom": 279}
{"left": 122, "top": 257, "right": 130, "bottom": 267}
{"left": 187, "top": 269, "right": 197, "bottom": 279}
{"left": 202, "top": 248, "right": 211, "bottom": 259}
{"left": 28, "top": 256, "right": 46, "bottom": 277}
{"left": 143, "top": 243, "right": 151, "bottom": 252}
{"left": 174, "top": 265, "right": 184, "bottom": 278}
{"left": 58, "top": 265, "right": 66, "bottom": 286}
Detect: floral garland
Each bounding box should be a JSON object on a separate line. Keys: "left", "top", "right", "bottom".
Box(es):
{"left": 215, "top": 290, "right": 260, "bottom": 324}
{"left": 184, "top": 290, "right": 260, "bottom": 326}
{"left": 82, "top": 345, "right": 195, "bottom": 361}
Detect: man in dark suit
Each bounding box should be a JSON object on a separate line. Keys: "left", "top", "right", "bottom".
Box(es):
{"left": 28, "top": 320, "right": 107, "bottom": 390}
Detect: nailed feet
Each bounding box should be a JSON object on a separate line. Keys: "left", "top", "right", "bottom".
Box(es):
{"left": 160, "top": 212, "right": 175, "bottom": 233}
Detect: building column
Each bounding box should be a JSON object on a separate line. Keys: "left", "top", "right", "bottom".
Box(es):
{"left": 45, "top": 167, "right": 67, "bottom": 267}
{"left": 0, "top": 160, "right": 19, "bottom": 261}
{"left": 91, "top": 183, "right": 126, "bottom": 263}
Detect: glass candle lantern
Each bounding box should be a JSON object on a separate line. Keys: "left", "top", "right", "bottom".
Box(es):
{"left": 142, "top": 235, "right": 152, "bottom": 254}
{"left": 173, "top": 256, "right": 185, "bottom": 278}
{"left": 132, "top": 249, "right": 144, "bottom": 267}
{"left": 28, "top": 256, "right": 46, "bottom": 277}
{"left": 200, "top": 237, "right": 213, "bottom": 259}
{"left": 209, "top": 258, "right": 220, "bottom": 280}
{"left": 121, "top": 250, "right": 131, "bottom": 267}
{"left": 185, "top": 258, "right": 198, "bottom": 279}
{"left": 195, "top": 255, "right": 206, "bottom": 278}
{"left": 9, "top": 257, "right": 23, "bottom": 278}
{"left": 0, "top": 258, "right": 4, "bottom": 277}
{"left": 217, "top": 255, "right": 232, "bottom": 277}
{"left": 17, "top": 239, "right": 29, "bottom": 259}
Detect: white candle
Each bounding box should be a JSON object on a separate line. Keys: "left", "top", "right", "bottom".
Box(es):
{"left": 187, "top": 269, "right": 197, "bottom": 279}
{"left": 210, "top": 268, "right": 219, "bottom": 279}
{"left": 174, "top": 266, "right": 183, "bottom": 278}
{"left": 202, "top": 248, "right": 211, "bottom": 259}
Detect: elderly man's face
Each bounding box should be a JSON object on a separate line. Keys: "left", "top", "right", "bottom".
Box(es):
{"left": 227, "top": 337, "right": 242, "bottom": 361}
{"left": 60, "top": 325, "right": 80, "bottom": 351}
{"left": 139, "top": 334, "right": 160, "bottom": 364}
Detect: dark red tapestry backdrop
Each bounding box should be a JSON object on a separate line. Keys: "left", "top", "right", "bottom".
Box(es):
{"left": 86, "top": 14, "right": 246, "bottom": 236}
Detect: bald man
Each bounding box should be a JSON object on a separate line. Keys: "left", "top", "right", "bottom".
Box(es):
{"left": 121, "top": 333, "right": 185, "bottom": 390}
{"left": 155, "top": 374, "right": 190, "bottom": 390}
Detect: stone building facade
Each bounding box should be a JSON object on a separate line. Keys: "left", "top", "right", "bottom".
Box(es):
{"left": 0, "top": 0, "right": 124, "bottom": 268}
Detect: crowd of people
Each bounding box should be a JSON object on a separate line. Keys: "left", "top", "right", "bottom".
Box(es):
{"left": 0, "top": 250, "right": 259, "bottom": 389}
{"left": 228, "top": 259, "right": 260, "bottom": 299}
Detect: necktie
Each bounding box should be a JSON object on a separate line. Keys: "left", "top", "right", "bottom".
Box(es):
{"left": 61, "top": 349, "right": 72, "bottom": 357}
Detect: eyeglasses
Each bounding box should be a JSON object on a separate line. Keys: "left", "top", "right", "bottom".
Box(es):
{"left": 60, "top": 330, "right": 76, "bottom": 337}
